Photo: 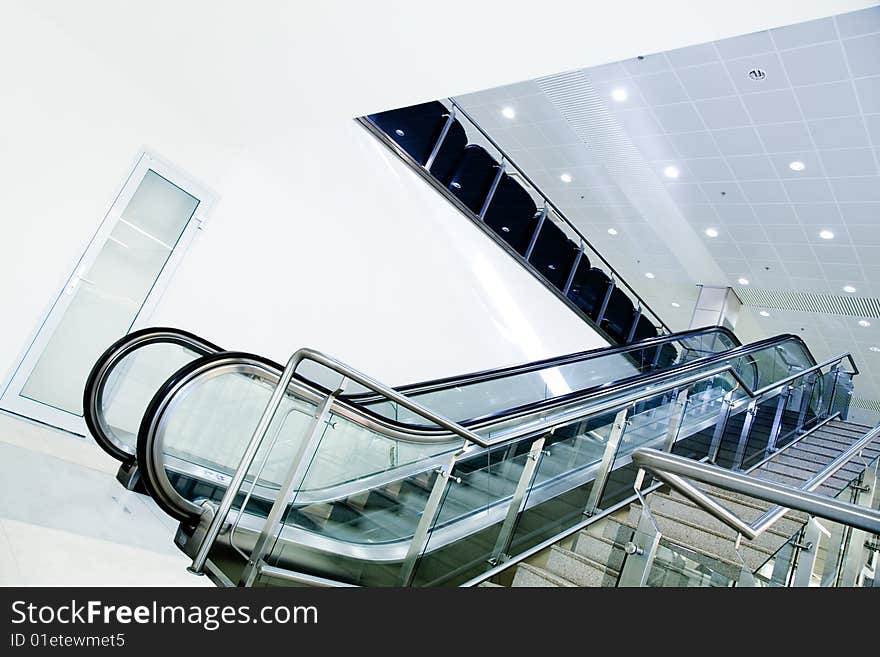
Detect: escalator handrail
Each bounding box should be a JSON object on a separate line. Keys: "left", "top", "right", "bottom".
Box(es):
{"left": 84, "top": 323, "right": 740, "bottom": 462}
{"left": 136, "top": 338, "right": 849, "bottom": 524}
{"left": 83, "top": 326, "right": 222, "bottom": 463}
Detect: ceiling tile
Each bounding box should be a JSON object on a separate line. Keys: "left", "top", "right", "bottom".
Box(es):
{"left": 774, "top": 243, "right": 814, "bottom": 261}
{"left": 843, "top": 32, "right": 880, "bottom": 78}
{"left": 585, "top": 62, "right": 629, "bottom": 82}
{"left": 701, "top": 182, "right": 744, "bottom": 203}
{"left": 792, "top": 202, "right": 840, "bottom": 224}
{"left": 820, "top": 262, "right": 865, "bottom": 283}
{"left": 865, "top": 114, "right": 880, "bottom": 145}
{"left": 739, "top": 179, "right": 789, "bottom": 203}
{"left": 710, "top": 126, "right": 764, "bottom": 155}
{"left": 666, "top": 43, "right": 721, "bottom": 68}
{"left": 622, "top": 54, "right": 671, "bottom": 77}
{"left": 726, "top": 154, "right": 776, "bottom": 180}
{"left": 768, "top": 151, "right": 819, "bottom": 178}
{"left": 836, "top": 7, "right": 880, "bottom": 39}
{"left": 841, "top": 224, "right": 880, "bottom": 246}
{"left": 667, "top": 131, "right": 720, "bottom": 158}
{"left": 854, "top": 75, "right": 880, "bottom": 113}
{"left": 808, "top": 116, "right": 872, "bottom": 149}
{"left": 783, "top": 177, "right": 836, "bottom": 202}
{"left": 724, "top": 224, "right": 768, "bottom": 243}
{"left": 652, "top": 102, "right": 706, "bottom": 133}
{"left": 726, "top": 53, "right": 790, "bottom": 94}
{"left": 741, "top": 89, "right": 801, "bottom": 124}
{"left": 714, "top": 203, "right": 757, "bottom": 223}
{"left": 831, "top": 176, "right": 880, "bottom": 202}
{"left": 838, "top": 202, "right": 880, "bottom": 223}
{"left": 675, "top": 62, "right": 738, "bottom": 100}
{"left": 763, "top": 224, "right": 808, "bottom": 243}
{"left": 771, "top": 17, "right": 838, "bottom": 50}
{"left": 695, "top": 97, "right": 751, "bottom": 129}
{"left": 741, "top": 242, "right": 781, "bottom": 261}
{"left": 820, "top": 147, "right": 879, "bottom": 177}
{"left": 636, "top": 71, "right": 690, "bottom": 105}
{"left": 592, "top": 79, "right": 649, "bottom": 108}
{"left": 664, "top": 183, "right": 709, "bottom": 204}
{"left": 716, "top": 31, "right": 775, "bottom": 59}
{"left": 629, "top": 134, "right": 677, "bottom": 161}
{"left": 677, "top": 204, "right": 719, "bottom": 221}
{"left": 812, "top": 244, "right": 858, "bottom": 263}
{"left": 683, "top": 157, "right": 734, "bottom": 182}
{"left": 615, "top": 108, "right": 663, "bottom": 136}
{"left": 507, "top": 124, "right": 550, "bottom": 148}
{"left": 780, "top": 42, "right": 849, "bottom": 87}
{"left": 751, "top": 204, "right": 799, "bottom": 224}
{"left": 755, "top": 121, "right": 814, "bottom": 152}
{"left": 784, "top": 261, "right": 823, "bottom": 278}
{"left": 795, "top": 81, "right": 861, "bottom": 119}
{"left": 536, "top": 119, "right": 581, "bottom": 145}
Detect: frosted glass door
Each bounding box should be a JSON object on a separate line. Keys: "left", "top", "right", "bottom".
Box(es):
{"left": 1, "top": 154, "right": 209, "bottom": 434}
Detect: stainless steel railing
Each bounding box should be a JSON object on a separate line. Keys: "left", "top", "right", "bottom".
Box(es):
{"left": 186, "top": 343, "right": 857, "bottom": 585}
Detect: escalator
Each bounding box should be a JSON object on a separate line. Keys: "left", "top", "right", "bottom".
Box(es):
{"left": 82, "top": 324, "right": 848, "bottom": 587}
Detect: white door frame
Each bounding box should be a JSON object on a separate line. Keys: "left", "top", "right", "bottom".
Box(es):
{"left": 0, "top": 149, "right": 216, "bottom": 435}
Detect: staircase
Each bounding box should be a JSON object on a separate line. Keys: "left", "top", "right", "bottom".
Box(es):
{"left": 492, "top": 418, "right": 880, "bottom": 587}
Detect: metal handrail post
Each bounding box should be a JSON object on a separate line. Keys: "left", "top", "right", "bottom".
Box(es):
{"left": 240, "top": 384, "right": 346, "bottom": 586}
{"left": 562, "top": 248, "right": 583, "bottom": 296}
{"left": 189, "top": 350, "right": 308, "bottom": 574}
{"left": 584, "top": 407, "right": 630, "bottom": 515}
{"left": 478, "top": 162, "right": 505, "bottom": 220}
{"left": 524, "top": 206, "right": 547, "bottom": 260}
{"left": 424, "top": 108, "right": 455, "bottom": 170}
{"left": 765, "top": 386, "right": 792, "bottom": 455}
{"left": 732, "top": 399, "right": 758, "bottom": 470}
{"left": 708, "top": 388, "right": 737, "bottom": 463}
{"left": 491, "top": 436, "right": 547, "bottom": 563}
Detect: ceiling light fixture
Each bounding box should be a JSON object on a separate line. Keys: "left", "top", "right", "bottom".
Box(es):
{"left": 501, "top": 106, "right": 516, "bottom": 119}
{"left": 819, "top": 230, "right": 834, "bottom": 240}
{"left": 645, "top": 272, "right": 655, "bottom": 279}
{"left": 759, "top": 311, "right": 770, "bottom": 317}
{"left": 859, "top": 320, "right": 871, "bottom": 328}
{"left": 705, "top": 228, "right": 719, "bottom": 238}
{"left": 607, "top": 228, "right": 618, "bottom": 236}
{"left": 671, "top": 302, "right": 681, "bottom": 308}
{"left": 560, "top": 173, "right": 573, "bottom": 183}
{"left": 611, "top": 88, "right": 628, "bottom": 102}
{"left": 789, "top": 160, "right": 806, "bottom": 172}
{"left": 870, "top": 347, "right": 880, "bottom": 353}
{"left": 843, "top": 285, "right": 857, "bottom": 294}
{"left": 738, "top": 277, "right": 749, "bottom": 286}
{"left": 663, "top": 165, "right": 680, "bottom": 179}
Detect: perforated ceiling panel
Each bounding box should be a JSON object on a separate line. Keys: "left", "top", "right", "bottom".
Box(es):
{"left": 735, "top": 287, "right": 880, "bottom": 317}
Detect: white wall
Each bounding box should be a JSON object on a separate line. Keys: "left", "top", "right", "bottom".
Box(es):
{"left": 0, "top": 0, "right": 872, "bottom": 386}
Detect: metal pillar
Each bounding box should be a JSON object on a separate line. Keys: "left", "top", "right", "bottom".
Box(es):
{"left": 490, "top": 437, "right": 546, "bottom": 563}
{"left": 583, "top": 408, "right": 629, "bottom": 516}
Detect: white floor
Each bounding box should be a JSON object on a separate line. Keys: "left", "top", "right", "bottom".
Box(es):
{"left": 0, "top": 411, "right": 212, "bottom": 586}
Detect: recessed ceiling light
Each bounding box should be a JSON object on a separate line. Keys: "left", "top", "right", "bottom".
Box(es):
{"left": 671, "top": 302, "right": 681, "bottom": 308}
{"left": 870, "top": 347, "right": 880, "bottom": 353}
{"left": 611, "top": 88, "right": 628, "bottom": 102}
{"left": 560, "top": 173, "right": 573, "bottom": 183}
{"left": 705, "top": 228, "right": 719, "bottom": 238}
{"left": 819, "top": 230, "right": 834, "bottom": 240}
{"left": 843, "top": 285, "right": 857, "bottom": 294}
{"left": 789, "top": 160, "right": 806, "bottom": 172}
{"left": 858, "top": 320, "right": 871, "bottom": 328}
{"left": 759, "top": 311, "right": 770, "bottom": 317}
{"left": 738, "top": 277, "right": 749, "bottom": 286}
{"left": 607, "top": 228, "right": 618, "bottom": 236}
{"left": 645, "top": 272, "right": 655, "bottom": 279}
{"left": 501, "top": 106, "right": 516, "bottom": 119}
{"left": 663, "top": 165, "right": 680, "bottom": 179}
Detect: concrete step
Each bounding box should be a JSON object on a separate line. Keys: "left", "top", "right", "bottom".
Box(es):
{"left": 571, "top": 530, "right": 627, "bottom": 572}
{"left": 645, "top": 491, "right": 797, "bottom": 553}
{"left": 627, "top": 502, "right": 775, "bottom": 573}
{"left": 511, "top": 562, "right": 575, "bottom": 587}
{"left": 544, "top": 545, "right": 620, "bottom": 587}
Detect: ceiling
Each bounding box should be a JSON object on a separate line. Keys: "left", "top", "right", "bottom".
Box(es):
{"left": 455, "top": 5, "right": 880, "bottom": 411}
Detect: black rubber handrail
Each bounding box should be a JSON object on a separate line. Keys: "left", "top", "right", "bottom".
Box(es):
{"left": 84, "top": 324, "right": 743, "bottom": 464}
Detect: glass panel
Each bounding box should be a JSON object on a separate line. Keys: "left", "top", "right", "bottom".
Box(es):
{"left": 647, "top": 539, "right": 736, "bottom": 587}
{"left": 21, "top": 170, "right": 199, "bottom": 415}
{"left": 98, "top": 341, "right": 208, "bottom": 454}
